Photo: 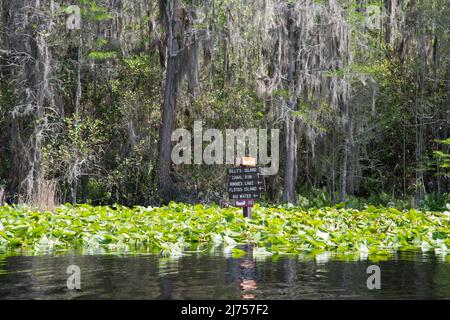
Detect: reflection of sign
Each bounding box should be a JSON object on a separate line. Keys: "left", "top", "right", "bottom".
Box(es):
{"left": 227, "top": 167, "right": 265, "bottom": 201}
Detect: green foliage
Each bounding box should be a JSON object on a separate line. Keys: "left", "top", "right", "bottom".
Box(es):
{"left": 0, "top": 76, "right": 15, "bottom": 187}
{"left": 108, "top": 152, "right": 159, "bottom": 206}
{"left": 42, "top": 116, "right": 106, "bottom": 186}
{"left": 170, "top": 83, "right": 268, "bottom": 202}
{"left": 84, "top": 180, "right": 110, "bottom": 205}
{"left": 87, "top": 51, "right": 117, "bottom": 60}
{"left": 296, "top": 187, "right": 333, "bottom": 209}
{"left": 0, "top": 203, "right": 448, "bottom": 258}
{"left": 101, "top": 52, "right": 163, "bottom": 206}
{"left": 434, "top": 138, "right": 450, "bottom": 175}
{"left": 92, "top": 13, "right": 113, "bottom": 21}
{"left": 0, "top": 0, "right": 448, "bottom": 209}
{"left": 420, "top": 192, "right": 450, "bottom": 211}
{"left": 295, "top": 187, "right": 447, "bottom": 212}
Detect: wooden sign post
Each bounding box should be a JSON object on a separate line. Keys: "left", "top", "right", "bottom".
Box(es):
{"left": 227, "top": 157, "right": 265, "bottom": 219}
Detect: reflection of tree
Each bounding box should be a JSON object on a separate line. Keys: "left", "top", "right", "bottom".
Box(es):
{"left": 283, "top": 258, "right": 297, "bottom": 284}
{"left": 1, "top": 250, "right": 448, "bottom": 299}
{"left": 435, "top": 257, "right": 450, "bottom": 299}
{"left": 159, "top": 251, "right": 234, "bottom": 299}
{"left": 412, "top": 252, "right": 439, "bottom": 299}
{"left": 0, "top": 255, "right": 34, "bottom": 299}
{"left": 158, "top": 276, "right": 173, "bottom": 299}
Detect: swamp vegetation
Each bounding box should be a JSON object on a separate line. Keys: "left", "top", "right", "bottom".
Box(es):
{"left": 0, "top": 0, "right": 448, "bottom": 208}
{"left": 0, "top": 203, "right": 448, "bottom": 258}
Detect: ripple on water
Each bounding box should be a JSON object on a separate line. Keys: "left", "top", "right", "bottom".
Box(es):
{"left": 0, "top": 249, "right": 448, "bottom": 299}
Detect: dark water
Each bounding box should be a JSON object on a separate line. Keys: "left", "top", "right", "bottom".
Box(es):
{"left": 0, "top": 248, "right": 449, "bottom": 300}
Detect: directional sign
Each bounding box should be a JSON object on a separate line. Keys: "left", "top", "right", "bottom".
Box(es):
{"left": 227, "top": 166, "right": 265, "bottom": 201}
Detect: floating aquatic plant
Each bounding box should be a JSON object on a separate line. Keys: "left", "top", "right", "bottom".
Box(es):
{"left": 0, "top": 203, "right": 448, "bottom": 258}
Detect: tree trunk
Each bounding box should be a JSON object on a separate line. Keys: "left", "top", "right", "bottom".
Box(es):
{"left": 282, "top": 116, "right": 297, "bottom": 203}
{"left": 281, "top": 9, "right": 298, "bottom": 204}
{"left": 71, "top": 178, "right": 77, "bottom": 205}
{"left": 81, "top": 175, "right": 89, "bottom": 204}
{"left": 2, "top": 0, "right": 55, "bottom": 204}
{"left": 157, "top": 0, "right": 183, "bottom": 203}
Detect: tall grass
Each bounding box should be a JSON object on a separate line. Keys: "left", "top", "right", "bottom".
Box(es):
{"left": 20, "top": 180, "right": 58, "bottom": 211}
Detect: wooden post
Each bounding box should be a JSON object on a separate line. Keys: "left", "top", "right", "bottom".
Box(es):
{"left": 243, "top": 206, "right": 252, "bottom": 219}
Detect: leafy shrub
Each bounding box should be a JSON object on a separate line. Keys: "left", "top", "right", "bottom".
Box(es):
{"left": 420, "top": 192, "right": 450, "bottom": 211}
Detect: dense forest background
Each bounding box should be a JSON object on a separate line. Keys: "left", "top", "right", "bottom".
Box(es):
{"left": 0, "top": 0, "right": 449, "bottom": 209}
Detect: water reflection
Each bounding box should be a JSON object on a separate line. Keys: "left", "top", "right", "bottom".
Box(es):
{"left": 157, "top": 257, "right": 180, "bottom": 299}
{"left": 238, "top": 245, "right": 258, "bottom": 299}
{"left": 0, "top": 249, "right": 448, "bottom": 299}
